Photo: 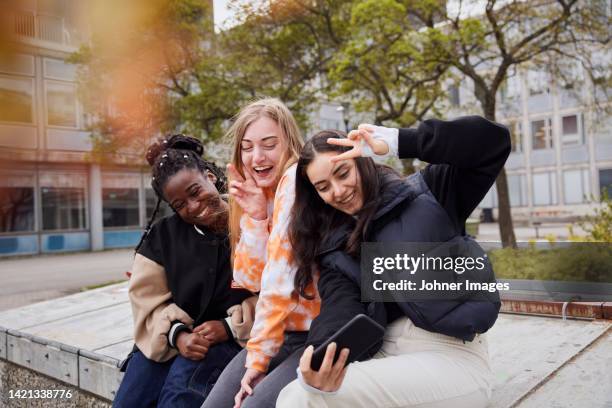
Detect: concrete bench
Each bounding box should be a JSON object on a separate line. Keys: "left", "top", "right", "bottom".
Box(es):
{"left": 0, "top": 283, "right": 610, "bottom": 407}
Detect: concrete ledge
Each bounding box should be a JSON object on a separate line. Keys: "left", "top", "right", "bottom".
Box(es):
{"left": 79, "top": 356, "right": 123, "bottom": 401}
{"left": 0, "top": 330, "right": 6, "bottom": 360}
{"left": 0, "top": 283, "right": 128, "bottom": 402}
{"left": 6, "top": 334, "right": 78, "bottom": 386}
{"left": 0, "top": 283, "right": 610, "bottom": 406}
{"left": 0, "top": 360, "right": 110, "bottom": 407}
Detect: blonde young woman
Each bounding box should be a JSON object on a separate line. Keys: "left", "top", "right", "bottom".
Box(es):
{"left": 202, "top": 98, "right": 321, "bottom": 408}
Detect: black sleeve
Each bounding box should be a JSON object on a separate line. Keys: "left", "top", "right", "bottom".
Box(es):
{"left": 306, "top": 265, "right": 369, "bottom": 348}
{"left": 198, "top": 241, "right": 252, "bottom": 323}
{"left": 136, "top": 219, "right": 165, "bottom": 266}
{"left": 397, "top": 116, "right": 511, "bottom": 229}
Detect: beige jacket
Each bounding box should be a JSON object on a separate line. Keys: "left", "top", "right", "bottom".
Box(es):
{"left": 128, "top": 254, "right": 193, "bottom": 362}
{"left": 129, "top": 254, "right": 258, "bottom": 362}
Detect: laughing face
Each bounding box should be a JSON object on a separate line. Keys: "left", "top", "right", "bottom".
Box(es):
{"left": 305, "top": 151, "right": 364, "bottom": 215}
{"left": 162, "top": 168, "right": 228, "bottom": 231}
{"left": 240, "top": 116, "right": 286, "bottom": 189}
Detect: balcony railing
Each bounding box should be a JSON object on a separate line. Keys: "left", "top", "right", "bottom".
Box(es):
{"left": 12, "top": 11, "right": 85, "bottom": 47}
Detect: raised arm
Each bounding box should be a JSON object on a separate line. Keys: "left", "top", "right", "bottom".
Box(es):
{"left": 233, "top": 214, "right": 270, "bottom": 292}
{"left": 398, "top": 116, "right": 511, "bottom": 228}
{"left": 331, "top": 117, "right": 510, "bottom": 229}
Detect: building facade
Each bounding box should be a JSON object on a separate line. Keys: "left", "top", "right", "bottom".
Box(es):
{"left": 447, "top": 64, "right": 612, "bottom": 222}
{"left": 1, "top": 1, "right": 609, "bottom": 256}
{"left": 0, "top": 0, "right": 172, "bottom": 256}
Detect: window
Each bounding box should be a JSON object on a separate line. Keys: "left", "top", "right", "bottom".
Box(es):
{"left": 319, "top": 118, "right": 341, "bottom": 131}
{"left": 44, "top": 58, "right": 77, "bottom": 81}
{"left": 599, "top": 169, "right": 612, "bottom": 198}
{"left": 501, "top": 72, "right": 520, "bottom": 101}
{"left": 46, "top": 81, "right": 77, "bottom": 127}
{"left": 563, "top": 169, "right": 590, "bottom": 204}
{"left": 145, "top": 189, "right": 172, "bottom": 221}
{"left": 0, "top": 76, "right": 34, "bottom": 123}
{"left": 0, "top": 187, "right": 34, "bottom": 232}
{"left": 41, "top": 187, "right": 87, "bottom": 230}
{"left": 531, "top": 118, "right": 553, "bottom": 150}
{"left": 448, "top": 85, "right": 460, "bottom": 106}
{"left": 533, "top": 172, "right": 557, "bottom": 205}
{"left": 561, "top": 114, "right": 584, "bottom": 146}
{"left": 103, "top": 188, "right": 140, "bottom": 227}
{"left": 528, "top": 70, "right": 549, "bottom": 95}
{"left": 500, "top": 74, "right": 520, "bottom": 102}
{"left": 0, "top": 53, "right": 35, "bottom": 76}
{"left": 507, "top": 174, "right": 527, "bottom": 206}
{"left": 505, "top": 120, "right": 523, "bottom": 153}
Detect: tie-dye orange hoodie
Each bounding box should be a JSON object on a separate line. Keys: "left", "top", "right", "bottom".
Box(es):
{"left": 233, "top": 164, "right": 321, "bottom": 372}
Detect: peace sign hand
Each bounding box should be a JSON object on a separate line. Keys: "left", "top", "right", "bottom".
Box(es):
{"left": 328, "top": 124, "right": 390, "bottom": 162}
{"left": 227, "top": 164, "right": 268, "bottom": 221}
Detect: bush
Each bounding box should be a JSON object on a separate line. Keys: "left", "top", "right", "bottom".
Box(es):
{"left": 489, "top": 244, "right": 611, "bottom": 283}
{"left": 580, "top": 189, "right": 612, "bottom": 243}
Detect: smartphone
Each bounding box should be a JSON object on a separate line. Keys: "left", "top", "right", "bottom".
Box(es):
{"left": 310, "top": 314, "right": 385, "bottom": 371}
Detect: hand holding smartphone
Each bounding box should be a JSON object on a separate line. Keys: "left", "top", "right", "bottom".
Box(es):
{"left": 310, "top": 314, "right": 385, "bottom": 371}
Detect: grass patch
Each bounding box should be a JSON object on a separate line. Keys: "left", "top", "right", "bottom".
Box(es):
{"left": 81, "top": 279, "right": 127, "bottom": 291}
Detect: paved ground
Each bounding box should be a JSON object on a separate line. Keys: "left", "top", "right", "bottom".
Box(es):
{"left": 0, "top": 249, "right": 132, "bottom": 312}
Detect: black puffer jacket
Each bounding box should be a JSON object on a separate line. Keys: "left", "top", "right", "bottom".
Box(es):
{"left": 306, "top": 115, "right": 510, "bottom": 351}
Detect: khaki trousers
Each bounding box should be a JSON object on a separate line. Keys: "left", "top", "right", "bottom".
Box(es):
{"left": 277, "top": 317, "right": 492, "bottom": 408}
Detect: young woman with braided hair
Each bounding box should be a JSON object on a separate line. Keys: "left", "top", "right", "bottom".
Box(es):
{"left": 113, "top": 134, "right": 251, "bottom": 408}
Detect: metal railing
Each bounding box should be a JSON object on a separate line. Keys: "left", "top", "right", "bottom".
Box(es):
{"left": 12, "top": 11, "right": 83, "bottom": 47}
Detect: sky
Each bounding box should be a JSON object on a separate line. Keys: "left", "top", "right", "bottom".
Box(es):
{"left": 212, "top": 0, "right": 234, "bottom": 30}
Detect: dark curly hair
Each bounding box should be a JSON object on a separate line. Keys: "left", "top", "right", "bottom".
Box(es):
{"left": 135, "top": 134, "right": 227, "bottom": 252}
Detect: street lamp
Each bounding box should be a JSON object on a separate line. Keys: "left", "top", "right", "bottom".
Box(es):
{"left": 336, "top": 102, "right": 350, "bottom": 132}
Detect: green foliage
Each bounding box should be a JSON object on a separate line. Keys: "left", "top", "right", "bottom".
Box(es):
{"left": 74, "top": 0, "right": 451, "bottom": 158}
{"left": 328, "top": 0, "right": 447, "bottom": 126}
{"left": 70, "top": 0, "right": 218, "bottom": 158}
{"left": 544, "top": 234, "right": 557, "bottom": 246}
{"left": 74, "top": 0, "right": 608, "bottom": 175}
{"left": 580, "top": 189, "right": 612, "bottom": 242}
{"left": 489, "top": 244, "right": 611, "bottom": 283}
{"left": 493, "top": 191, "right": 612, "bottom": 281}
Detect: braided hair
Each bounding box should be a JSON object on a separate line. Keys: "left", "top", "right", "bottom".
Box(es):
{"left": 135, "top": 134, "right": 227, "bottom": 252}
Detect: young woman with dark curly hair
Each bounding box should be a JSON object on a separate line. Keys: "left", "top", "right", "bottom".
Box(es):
{"left": 114, "top": 134, "right": 250, "bottom": 407}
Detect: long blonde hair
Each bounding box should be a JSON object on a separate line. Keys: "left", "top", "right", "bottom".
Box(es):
{"left": 227, "top": 97, "right": 304, "bottom": 258}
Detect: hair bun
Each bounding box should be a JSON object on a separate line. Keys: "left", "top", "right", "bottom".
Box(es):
{"left": 145, "top": 139, "right": 167, "bottom": 166}
{"left": 145, "top": 134, "right": 204, "bottom": 166}
{"left": 167, "top": 134, "right": 204, "bottom": 156}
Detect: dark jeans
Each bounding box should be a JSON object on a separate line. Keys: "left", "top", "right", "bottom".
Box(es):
{"left": 113, "top": 341, "right": 242, "bottom": 408}
{"left": 201, "top": 332, "right": 308, "bottom": 408}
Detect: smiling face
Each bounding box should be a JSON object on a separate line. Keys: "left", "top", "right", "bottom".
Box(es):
{"left": 305, "top": 151, "right": 364, "bottom": 215}
{"left": 240, "top": 116, "right": 286, "bottom": 189}
{"left": 162, "top": 168, "right": 228, "bottom": 231}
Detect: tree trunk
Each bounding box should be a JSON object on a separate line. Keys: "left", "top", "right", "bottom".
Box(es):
{"left": 495, "top": 168, "right": 517, "bottom": 248}
{"left": 481, "top": 94, "right": 517, "bottom": 248}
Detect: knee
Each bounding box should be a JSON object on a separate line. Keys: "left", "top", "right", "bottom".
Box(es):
{"left": 276, "top": 380, "right": 318, "bottom": 408}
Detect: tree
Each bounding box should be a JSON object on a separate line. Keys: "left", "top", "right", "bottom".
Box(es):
{"left": 403, "top": 0, "right": 610, "bottom": 248}
{"left": 327, "top": 0, "right": 448, "bottom": 127}
{"left": 72, "top": 0, "right": 346, "bottom": 161}
{"left": 69, "top": 0, "right": 221, "bottom": 161}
